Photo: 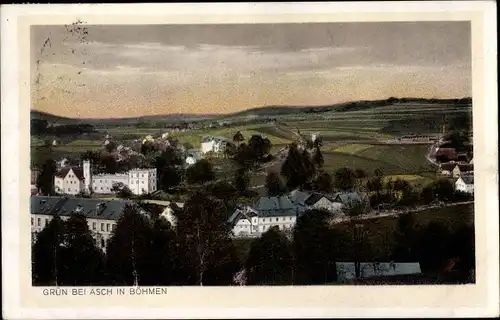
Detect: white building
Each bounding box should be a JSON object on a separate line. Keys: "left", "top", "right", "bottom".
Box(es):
{"left": 159, "top": 202, "right": 184, "bottom": 228}
{"left": 55, "top": 160, "right": 157, "bottom": 196}
{"left": 455, "top": 176, "right": 474, "bottom": 194}
{"left": 54, "top": 167, "right": 86, "bottom": 195}
{"left": 200, "top": 136, "right": 230, "bottom": 154}
{"left": 229, "top": 196, "right": 299, "bottom": 237}
{"left": 31, "top": 196, "right": 151, "bottom": 251}
{"left": 185, "top": 149, "right": 203, "bottom": 166}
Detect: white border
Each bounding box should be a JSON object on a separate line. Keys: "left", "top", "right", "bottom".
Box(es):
{"left": 1, "top": 2, "right": 498, "bottom": 319}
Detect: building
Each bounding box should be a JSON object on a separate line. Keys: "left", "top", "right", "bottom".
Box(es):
{"left": 332, "top": 192, "right": 371, "bottom": 214}
{"left": 455, "top": 176, "right": 474, "bottom": 194}
{"left": 452, "top": 164, "right": 474, "bottom": 178}
{"left": 336, "top": 262, "right": 422, "bottom": 283}
{"left": 31, "top": 196, "right": 151, "bottom": 251}
{"left": 54, "top": 167, "right": 86, "bottom": 195}
{"left": 55, "top": 160, "right": 157, "bottom": 196}
{"left": 184, "top": 149, "right": 203, "bottom": 166}
{"left": 200, "top": 136, "right": 230, "bottom": 154}
{"left": 229, "top": 196, "right": 299, "bottom": 237}
{"left": 303, "top": 193, "right": 344, "bottom": 216}
{"left": 159, "top": 202, "right": 184, "bottom": 228}
{"left": 439, "top": 162, "right": 457, "bottom": 176}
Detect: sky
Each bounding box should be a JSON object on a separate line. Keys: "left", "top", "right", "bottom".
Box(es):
{"left": 31, "top": 22, "right": 472, "bottom": 119}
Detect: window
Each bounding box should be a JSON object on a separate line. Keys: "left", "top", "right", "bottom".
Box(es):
{"left": 106, "top": 224, "right": 110, "bottom": 232}
{"left": 142, "top": 174, "right": 144, "bottom": 178}
{"left": 45, "top": 218, "right": 49, "bottom": 225}
{"left": 37, "top": 218, "right": 41, "bottom": 226}
{"left": 101, "top": 187, "right": 103, "bottom": 190}
{"left": 112, "top": 224, "right": 117, "bottom": 231}
{"left": 141, "top": 181, "right": 144, "bottom": 184}
{"left": 282, "top": 217, "right": 285, "bottom": 221}
{"left": 101, "top": 223, "right": 104, "bottom": 231}
{"left": 92, "top": 222, "right": 96, "bottom": 230}
{"left": 276, "top": 218, "right": 278, "bottom": 222}
{"left": 31, "top": 218, "right": 34, "bottom": 226}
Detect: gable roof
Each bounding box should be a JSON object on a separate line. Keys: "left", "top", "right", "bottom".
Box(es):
{"left": 201, "top": 136, "right": 231, "bottom": 143}
{"left": 333, "top": 192, "right": 364, "bottom": 205}
{"left": 228, "top": 206, "right": 259, "bottom": 226}
{"left": 304, "top": 193, "right": 336, "bottom": 206}
{"left": 31, "top": 196, "right": 149, "bottom": 221}
{"left": 289, "top": 189, "right": 312, "bottom": 205}
{"left": 336, "top": 262, "right": 422, "bottom": 282}
{"left": 54, "top": 167, "right": 85, "bottom": 180}
{"left": 253, "top": 196, "right": 297, "bottom": 217}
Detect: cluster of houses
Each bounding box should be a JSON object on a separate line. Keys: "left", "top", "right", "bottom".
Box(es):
{"left": 435, "top": 147, "right": 474, "bottom": 194}
{"left": 228, "top": 189, "right": 370, "bottom": 238}
{"left": 53, "top": 160, "right": 157, "bottom": 196}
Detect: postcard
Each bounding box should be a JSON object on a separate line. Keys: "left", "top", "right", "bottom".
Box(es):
{"left": 1, "top": 2, "right": 498, "bottom": 319}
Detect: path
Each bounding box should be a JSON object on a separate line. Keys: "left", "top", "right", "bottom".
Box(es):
{"left": 329, "top": 200, "right": 474, "bottom": 225}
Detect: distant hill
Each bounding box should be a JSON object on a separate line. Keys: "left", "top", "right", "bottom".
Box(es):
{"left": 224, "top": 97, "right": 472, "bottom": 118}
{"left": 31, "top": 97, "right": 472, "bottom": 125}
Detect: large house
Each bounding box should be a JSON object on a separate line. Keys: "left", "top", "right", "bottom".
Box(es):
{"left": 229, "top": 196, "right": 299, "bottom": 237}
{"left": 54, "top": 160, "right": 157, "bottom": 196}
{"left": 455, "top": 175, "right": 474, "bottom": 194}
{"left": 200, "top": 136, "right": 231, "bottom": 154}
{"left": 31, "top": 196, "right": 151, "bottom": 251}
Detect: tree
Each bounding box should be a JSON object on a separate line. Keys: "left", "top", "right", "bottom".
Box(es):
{"left": 447, "top": 224, "right": 475, "bottom": 281}
{"left": 154, "top": 148, "right": 183, "bottom": 191}
{"left": 374, "top": 168, "right": 384, "bottom": 177}
{"left": 105, "top": 205, "right": 156, "bottom": 285}
{"left": 265, "top": 171, "right": 285, "bottom": 196}
{"left": 58, "top": 214, "right": 105, "bottom": 285}
{"left": 281, "top": 143, "right": 315, "bottom": 189}
{"left": 247, "top": 135, "right": 272, "bottom": 162}
{"left": 36, "top": 158, "right": 57, "bottom": 195}
{"left": 293, "top": 209, "right": 338, "bottom": 284}
{"left": 417, "top": 222, "right": 452, "bottom": 273}
{"left": 176, "top": 192, "right": 238, "bottom": 285}
{"left": 354, "top": 169, "right": 367, "bottom": 179}
{"left": 104, "top": 141, "right": 117, "bottom": 153}
{"left": 245, "top": 226, "right": 293, "bottom": 285}
{"left": 141, "top": 141, "right": 158, "bottom": 156}
{"left": 233, "top": 167, "right": 250, "bottom": 194}
{"left": 32, "top": 216, "right": 65, "bottom": 285}
{"left": 333, "top": 167, "right": 356, "bottom": 191}
{"left": 233, "top": 131, "right": 245, "bottom": 145}
{"left": 312, "top": 145, "right": 324, "bottom": 169}
{"left": 313, "top": 172, "right": 333, "bottom": 193}
{"left": 433, "top": 179, "right": 455, "bottom": 202}
{"left": 99, "top": 152, "right": 119, "bottom": 174}
{"left": 111, "top": 183, "right": 133, "bottom": 199}
{"left": 186, "top": 159, "right": 215, "bottom": 185}
{"left": 392, "top": 213, "right": 421, "bottom": 261}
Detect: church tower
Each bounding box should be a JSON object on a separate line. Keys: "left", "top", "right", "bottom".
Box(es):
{"left": 83, "top": 159, "right": 92, "bottom": 194}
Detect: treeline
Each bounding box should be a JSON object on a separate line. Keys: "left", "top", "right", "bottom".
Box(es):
{"left": 381, "top": 113, "right": 472, "bottom": 135}
{"left": 31, "top": 119, "right": 96, "bottom": 136}
{"left": 32, "top": 194, "right": 475, "bottom": 286}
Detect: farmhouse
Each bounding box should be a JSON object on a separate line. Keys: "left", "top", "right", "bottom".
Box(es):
{"left": 455, "top": 175, "right": 474, "bottom": 194}
{"left": 332, "top": 192, "right": 371, "bottom": 214}
{"left": 159, "top": 201, "right": 184, "bottom": 228}
{"left": 31, "top": 196, "right": 151, "bottom": 251}
{"left": 200, "top": 136, "right": 230, "bottom": 154}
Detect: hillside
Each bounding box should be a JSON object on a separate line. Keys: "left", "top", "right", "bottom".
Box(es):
{"left": 30, "top": 97, "right": 472, "bottom": 125}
